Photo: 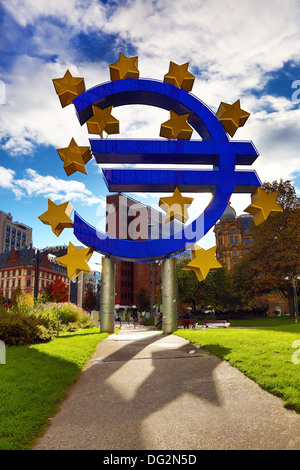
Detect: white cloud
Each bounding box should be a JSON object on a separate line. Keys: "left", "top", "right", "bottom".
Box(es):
{"left": 0, "top": 166, "right": 15, "bottom": 189}
{"left": 2, "top": 0, "right": 107, "bottom": 31}
{"left": 0, "top": 166, "right": 106, "bottom": 206}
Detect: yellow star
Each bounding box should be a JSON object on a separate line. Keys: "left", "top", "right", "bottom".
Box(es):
{"left": 86, "top": 105, "right": 119, "bottom": 135}
{"left": 160, "top": 110, "right": 193, "bottom": 140}
{"left": 244, "top": 187, "right": 283, "bottom": 225}
{"left": 159, "top": 187, "right": 194, "bottom": 224}
{"left": 57, "top": 138, "right": 92, "bottom": 176}
{"left": 56, "top": 242, "right": 93, "bottom": 281}
{"left": 216, "top": 99, "right": 250, "bottom": 137}
{"left": 185, "top": 246, "right": 222, "bottom": 282}
{"left": 52, "top": 69, "right": 85, "bottom": 108}
{"left": 109, "top": 52, "right": 139, "bottom": 80}
{"left": 164, "top": 61, "right": 195, "bottom": 92}
{"left": 38, "top": 200, "right": 73, "bottom": 237}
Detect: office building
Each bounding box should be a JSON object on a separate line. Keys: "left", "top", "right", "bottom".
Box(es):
{"left": 106, "top": 194, "right": 189, "bottom": 315}
{"left": 0, "top": 210, "right": 32, "bottom": 253}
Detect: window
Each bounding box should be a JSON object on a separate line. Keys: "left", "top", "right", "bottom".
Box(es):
{"left": 235, "top": 236, "right": 238, "bottom": 243}
{"left": 26, "top": 279, "right": 31, "bottom": 287}
{"left": 230, "top": 236, "right": 234, "bottom": 243}
{"left": 233, "top": 249, "right": 237, "bottom": 257}
{"left": 27, "top": 269, "right": 31, "bottom": 275}
{"left": 230, "top": 229, "right": 237, "bottom": 233}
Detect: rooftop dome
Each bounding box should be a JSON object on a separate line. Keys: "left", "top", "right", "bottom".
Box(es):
{"left": 220, "top": 204, "right": 236, "bottom": 222}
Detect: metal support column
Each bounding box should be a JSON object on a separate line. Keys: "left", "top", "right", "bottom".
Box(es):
{"left": 162, "top": 257, "right": 177, "bottom": 334}
{"left": 100, "top": 256, "right": 115, "bottom": 333}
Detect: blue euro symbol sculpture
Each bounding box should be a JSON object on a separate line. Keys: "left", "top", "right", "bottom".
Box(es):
{"left": 72, "top": 78, "right": 260, "bottom": 262}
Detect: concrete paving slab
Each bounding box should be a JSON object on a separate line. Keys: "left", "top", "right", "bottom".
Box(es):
{"left": 33, "top": 326, "right": 300, "bottom": 451}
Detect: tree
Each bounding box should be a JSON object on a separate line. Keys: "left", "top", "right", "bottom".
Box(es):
{"left": 135, "top": 288, "right": 151, "bottom": 312}
{"left": 201, "top": 266, "right": 241, "bottom": 310}
{"left": 176, "top": 258, "right": 204, "bottom": 313}
{"left": 83, "top": 289, "right": 97, "bottom": 312}
{"left": 233, "top": 180, "right": 300, "bottom": 317}
{"left": 49, "top": 278, "right": 68, "bottom": 303}
{"left": 11, "top": 286, "right": 23, "bottom": 306}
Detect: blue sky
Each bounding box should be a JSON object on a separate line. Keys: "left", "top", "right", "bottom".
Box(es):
{"left": 0, "top": 0, "right": 300, "bottom": 267}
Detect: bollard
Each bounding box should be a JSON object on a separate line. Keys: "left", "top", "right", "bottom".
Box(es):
{"left": 0, "top": 340, "right": 5, "bottom": 365}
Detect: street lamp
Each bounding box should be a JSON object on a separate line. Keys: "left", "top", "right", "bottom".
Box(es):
{"left": 31, "top": 248, "right": 41, "bottom": 300}
{"left": 292, "top": 276, "right": 298, "bottom": 324}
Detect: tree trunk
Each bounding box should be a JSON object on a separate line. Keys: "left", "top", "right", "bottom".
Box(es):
{"left": 288, "top": 285, "right": 296, "bottom": 318}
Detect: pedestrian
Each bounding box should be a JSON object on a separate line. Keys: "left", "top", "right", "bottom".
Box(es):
{"left": 132, "top": 310, "right": 138, "bottom": 329}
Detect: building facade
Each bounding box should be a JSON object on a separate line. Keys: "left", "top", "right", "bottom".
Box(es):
{"left": 0, "top": 211, "right": 32, "bottom": 254}
{"left": 0, "top": 246, "right": 69, "bottom": 301}
{"left": 106, "top": 194, "right": 189, "bottom": 314}
{"left": 214, "top": 205, "right": 256, "bottom": 271}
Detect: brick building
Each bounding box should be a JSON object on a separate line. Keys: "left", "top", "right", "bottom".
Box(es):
{"left": 106, "top": 194, "right": 188, "bottom": 314}
{"left": 0, "top": 246, "right": 69, "bottom": 301}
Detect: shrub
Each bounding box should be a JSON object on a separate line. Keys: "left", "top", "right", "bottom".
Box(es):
{"left": 12, "top": 289, "right": 34, "bottom": 314}
{"left": 0, "top": 308, "right": 57, "bottom": 346}
{"left": 45, "top": 302, "right": 94, "bottom": 329}
{"left": 0, "top": 301, "right": 95, "bottom": 346}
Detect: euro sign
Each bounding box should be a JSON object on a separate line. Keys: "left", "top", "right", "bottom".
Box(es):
{"left": 72, "top": 78, "right": 260, "bottom": 262}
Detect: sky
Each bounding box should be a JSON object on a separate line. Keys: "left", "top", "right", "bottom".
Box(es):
{"left": 0, "top": 0, "right": 300, "bottom": 269}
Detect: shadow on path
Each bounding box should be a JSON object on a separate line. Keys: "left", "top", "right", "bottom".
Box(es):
{"left": 34, "top": 331, "right": 230, "bottom": 450}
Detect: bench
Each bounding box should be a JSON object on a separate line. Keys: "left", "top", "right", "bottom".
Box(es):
{"left": 177, "top": 318, "right": 198, "bottom": 329}
{"left": 203, "top": 319, "right": 230, "bottom": 328}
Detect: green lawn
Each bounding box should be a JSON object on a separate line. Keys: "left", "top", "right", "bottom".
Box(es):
{"left": 0, "top": 328, "right": 108, "bottom": 450}
{"left": 175, "top": 321, "right": 300, "bottom": 413}
{"left": 227, "top": 316, "right": 297, "bottom": 327}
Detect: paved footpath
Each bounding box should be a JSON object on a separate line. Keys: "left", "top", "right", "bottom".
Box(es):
{"left": 33, "top": 325, "right": 300, "bottom": 450}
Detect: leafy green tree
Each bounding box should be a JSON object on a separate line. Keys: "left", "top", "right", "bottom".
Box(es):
{"left": 233, "top": 180, "right": 300, "bottom": 317}
{"left": 202, "top": 266, "right": 241, "bottom": 310}
{"left": 176, "top": 258, "right": 204, "bottom": 313}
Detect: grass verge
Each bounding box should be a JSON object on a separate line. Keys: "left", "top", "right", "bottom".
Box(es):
{"left": 174, "top": 323, "right": 300, "bottom": 413}
{"left": 0, "top": 327, "right": 108, "bottom": 450}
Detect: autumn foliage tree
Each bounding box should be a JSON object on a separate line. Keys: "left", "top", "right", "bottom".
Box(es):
{"left": 135, "top": 288, "right": 151, "bottom": 312}
{"left": 83, "top": 289, "right": 97, "bottom": 312}
{"left": 48, "top": 278, "right": 68, "bottom": 303}
{"left": 232, "top": 180, "right": 300, "bottom": 317}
